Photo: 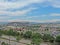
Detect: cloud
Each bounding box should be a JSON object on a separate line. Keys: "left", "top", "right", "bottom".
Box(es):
{"left": 26, "top": 15, "right": 47, "bottom": 19}
{"left": 50, "top": 13, "right": 60, "bottom": 16}
{"left": 0, "top": 16, "right": 10, "bottom": 19}
{"left": 0, "top": 0, "right": 60, "bottom": 22}
{"left": 49, "top": 0, "right": 60, "bottom": 8}
{"left": 0, "top": 0, "right": 45, "bottom": 10}
{"left": 0, "top": 0, "right": 60, "bottom": 11}
{"left": 42, "top": 19, "right": 60, "bottom": 23}
{"left": 6, "top": 19, "right": 60, "bottom": 23}
{"left": 26, "top": 16, "right": 39, "bottom": 19}
{"left": 0, "top": 7, "right": 37, "bottom": 16}
{"left": 0, "top": 11, "right": 26, "bottom": 16}
{"left": 0, "top": 2, "right": 27, "bottom": 10}
{"left": 0, "top": 0, "right": 60, "bottom": 12}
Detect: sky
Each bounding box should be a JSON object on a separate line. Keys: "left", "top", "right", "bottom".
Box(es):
{"left": 0, "top": 0, "right": 60, "bottom": 23}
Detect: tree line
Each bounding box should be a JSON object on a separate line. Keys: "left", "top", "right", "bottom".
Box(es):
{"left": 0, "top": 29, "right": 60, "bottom": 45}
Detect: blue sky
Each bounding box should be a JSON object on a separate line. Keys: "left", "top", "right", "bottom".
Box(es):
{"left": 0, "top": 0, "right": 60, "bottom": 23}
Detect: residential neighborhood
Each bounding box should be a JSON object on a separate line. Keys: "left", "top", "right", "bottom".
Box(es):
{"left": 0, "top": 22, "right": 60, "bottom": 45}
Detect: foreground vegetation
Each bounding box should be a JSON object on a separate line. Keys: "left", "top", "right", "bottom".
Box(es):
{"left": 0, "top": 29, "right": 60, "bottom": 45}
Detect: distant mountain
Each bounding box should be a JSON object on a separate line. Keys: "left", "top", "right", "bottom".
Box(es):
{"left": 0, "top": 21, "right": 60, "bottom": 26}
{"left": 6, "top": 22, "right": 38, "bottom": 26}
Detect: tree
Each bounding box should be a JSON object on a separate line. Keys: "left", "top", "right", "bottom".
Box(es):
{"left": 55, "top": 35, "right": 60, "bottom": 45}
{"left": 26, "top": 44, "right": 31, "bottom": 45}
{"left": 0, "top": 30, "right": 2, "bottom": 45}
{"left": 1, "top": 42, "right": 6, "bottom": 45}
{"left": 15, "top": 36, "right": 21, "bottom": 45}
{"left": 20, "top": 32, "right": 24, "bottom": 38}
{"left": 55, "top": 35, "right": 60, "bottom": 42}
{"left": 43, "top": 34, "right": 54, "bottom": 42}
{"left": 7, "top": 29, "right": 14, "bottom": 45}
{"left": 32, "top": 33, "right": 42, "bottom": 39}
{"left": 31, "top": 33, "right": 42, "bottom": 45}
{"left": 31, "top": 38, "right": 42, "bottom": 45}
{"left": 1, "top": 42, "right": 9, "bottom": 45}
{"left": 23, "top": 31, "right": 32, "bottom": 39}
{"left": 49, "top": 36, "right": 55, "bottom": 43}
{"left": 16, "top": 36, "right": 21, "bottom": 42}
